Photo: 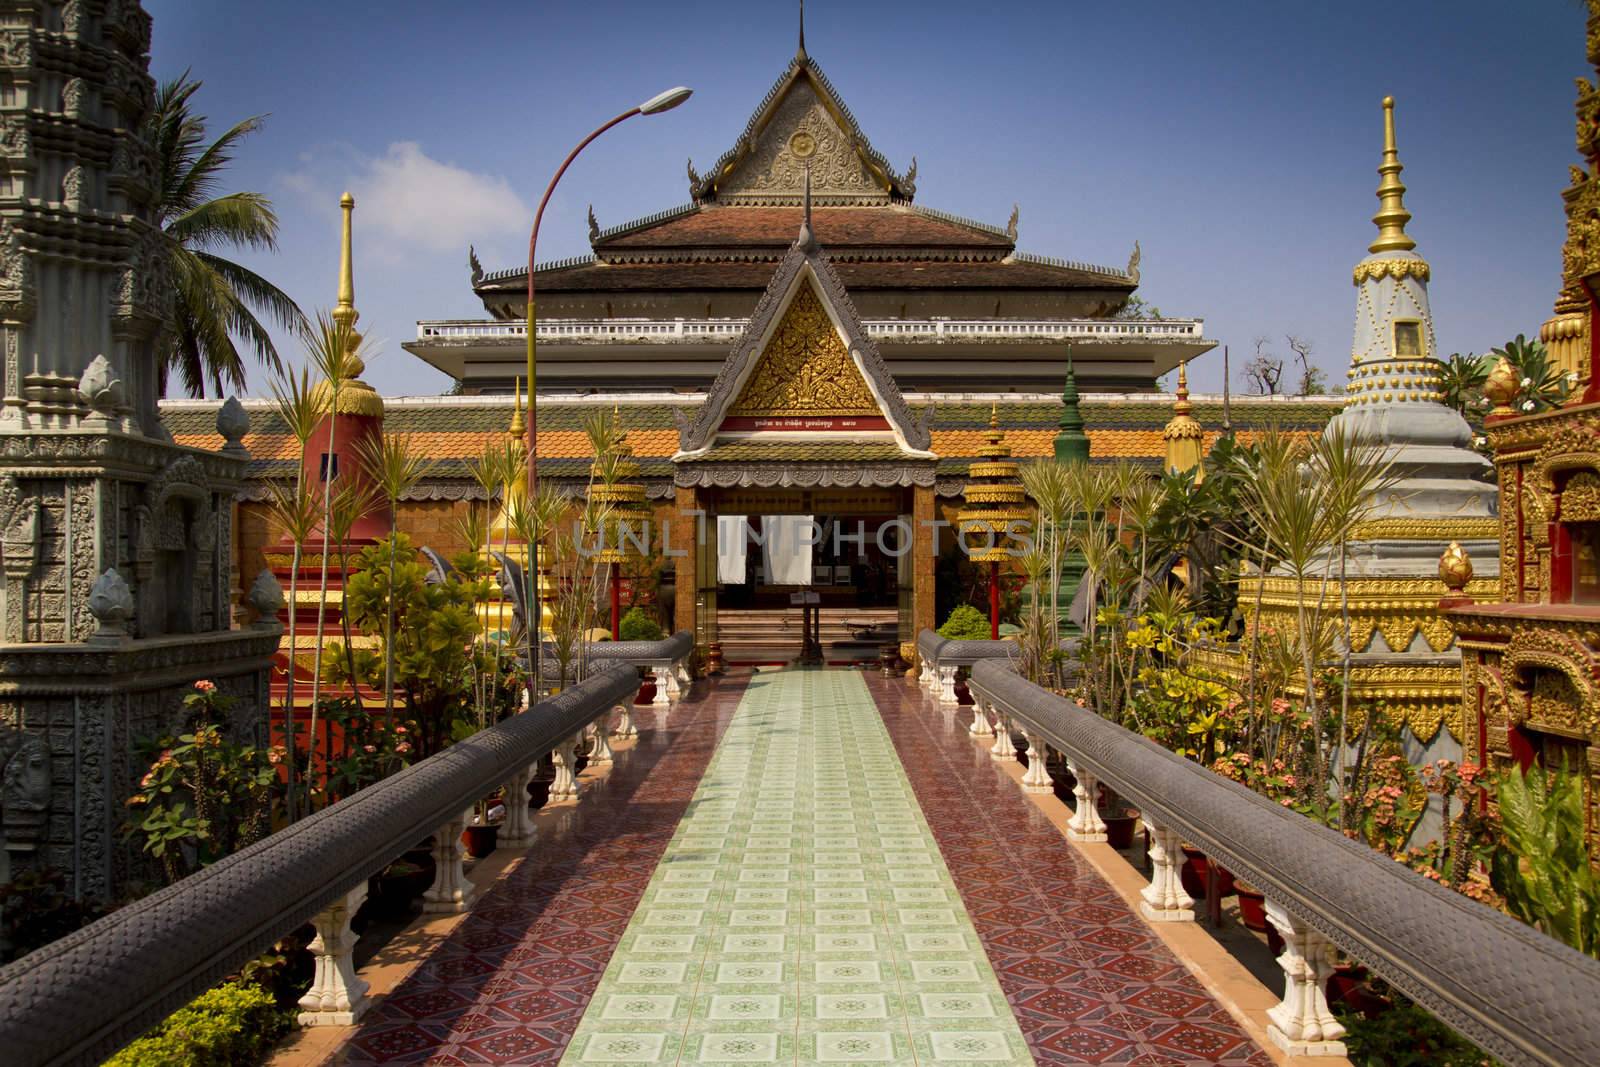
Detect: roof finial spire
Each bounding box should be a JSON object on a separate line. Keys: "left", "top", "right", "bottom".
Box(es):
{"left": 1370, "top": 96, "right": 1416, "bottom": 254}
{"left": 1222, "top": 344, "right": 1233, "bottom": 439}
{"left": 1054, "top": 343, "right": 1090, "bottom": 462}
{"left": 509, "top": 376, "right": 525, "bottom": 437}
{"left": 333, "top": 192, "right": 357, "bottom": 331}
{"left": 797, "top": 0, "right": 807, "bottom": 62}
{"left": 796, "top": 161, "right": 817, "bottom": 251}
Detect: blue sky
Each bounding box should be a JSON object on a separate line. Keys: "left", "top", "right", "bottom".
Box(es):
{"left": 146, "top": 0, "right": 1582, "bottom": 397}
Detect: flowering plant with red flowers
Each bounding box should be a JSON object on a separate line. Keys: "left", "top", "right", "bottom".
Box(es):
{"left": 123, "top": 680, "right": 278, "bottom": 883}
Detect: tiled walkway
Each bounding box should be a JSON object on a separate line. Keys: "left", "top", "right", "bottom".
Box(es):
{"left": 331, "top": 670, "right": 1271, "bottom": 1065}
{"left": 340, "top": 679, "right": 747, "bottom": 1064}
{"left": 871, "top": 677, "right": 1270, "bottom": 1066}
{"left": 562, "top": 670, "right": 1032, "bottom": 1065}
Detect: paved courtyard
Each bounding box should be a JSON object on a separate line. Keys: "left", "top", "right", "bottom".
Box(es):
{"left": 337, "top": 671, "right": 1269, "bottom": 1065}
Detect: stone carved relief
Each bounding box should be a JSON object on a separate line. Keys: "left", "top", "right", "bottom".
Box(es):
{"left": 61, "top": 78, "right": 86, "bottom": 118}
{"left": 1503, "top": 628, "right": 1599, "bottom": 740}
{"left": 717, "top": 81, "right": 882, "bottom": 203}
{"left": 69, "top": 483, "right": 97, "bottom": 640}
{"left": 1, "top": 736, "right": 51, "bottom": 849}
{"left": 0, "top": 216, "right": 36, "bottom": 317}
{"left": 0, "top": 29, "right": 34, "bottom": 69}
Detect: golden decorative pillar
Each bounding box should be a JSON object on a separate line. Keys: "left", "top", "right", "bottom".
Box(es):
{"left": 956, "top": 405, "right": 1030, "bottom": 639}
{"left": 1162, "top": 361, "right": 1205, "bottom": 478}
{"left": 587, "top": 410, "right": 653, "bottom": 638}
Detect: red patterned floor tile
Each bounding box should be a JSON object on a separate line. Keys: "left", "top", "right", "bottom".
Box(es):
{"left": 867, "top": 675, "right": 1270, "bottom": 1066}
{"left": 336, "top": 676, "right": 746, "bottom": 1064}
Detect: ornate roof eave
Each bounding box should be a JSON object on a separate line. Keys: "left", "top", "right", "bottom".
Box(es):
{"left": 675, "top": 232, "right": 934, "bottom": 458}
{"left": 689, "top": 55, "right": 913, "bottom": 204}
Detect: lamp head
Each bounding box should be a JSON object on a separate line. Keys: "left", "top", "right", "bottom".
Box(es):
{"left": 639, "top": 86, "right": 693, "bottom": 115}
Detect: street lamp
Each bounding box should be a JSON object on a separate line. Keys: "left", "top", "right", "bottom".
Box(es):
{"left": 524, "top": 86, "right": 693, "bottom": 497}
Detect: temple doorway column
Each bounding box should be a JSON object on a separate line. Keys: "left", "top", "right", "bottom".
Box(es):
{"left": 913, "top": 484, "right": 937, "bottom": 637}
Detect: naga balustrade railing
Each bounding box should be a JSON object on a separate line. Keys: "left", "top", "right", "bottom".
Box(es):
{"left": 964, "top": 656, "right": 1600, "bottom": 1066}
{"left": 533, "top": 630, "right": 695, "bottom": 707}
{"left": 917, "top": 635, "right": 1014, "bottom": 706}
{"left": 0, "top": 663, "right": 643, "bottom": 1067}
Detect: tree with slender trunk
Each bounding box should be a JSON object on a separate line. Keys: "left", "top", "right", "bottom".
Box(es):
{"left": 265, "top": 366, "right": 326, "bottom": 823}
{"left": 356, "top": 434, "right": 432, "bottom": 720}
{"left": 302, "top": 313, "right": 365, "bottom": 796}
{"left": 148, "top": 72, "right": 307, "bottom": 397}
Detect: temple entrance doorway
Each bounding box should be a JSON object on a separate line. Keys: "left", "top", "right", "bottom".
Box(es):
{"left": 696, "top": 486, "right": 913, "bottom": 667}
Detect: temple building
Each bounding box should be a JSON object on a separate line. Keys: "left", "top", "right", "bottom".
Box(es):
{"left": 1447, "top": 4, "right": 1600, "bottom": 860}
{"left": 406, "top": 36, "right": 1213, "bottom": 395}
{"left": 163, "top": 32, "right": 1345, "bottom": 667}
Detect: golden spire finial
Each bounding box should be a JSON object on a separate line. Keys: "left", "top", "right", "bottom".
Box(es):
{"left": 334, "top": 192, "right": 358, "bottom": 330}
{"left": 508, "top": 377, "right": 525, "bottom": 437}
{"left": 1370, "top": 96, "right": 1416, "bottom": 254}
{"left": 1163, "top": 360, "right": 1204, "bottom": 478}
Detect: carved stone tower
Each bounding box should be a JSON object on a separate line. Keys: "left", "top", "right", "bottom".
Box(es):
{"left": 0, "top": 1, "right": 278, "bottom": 900}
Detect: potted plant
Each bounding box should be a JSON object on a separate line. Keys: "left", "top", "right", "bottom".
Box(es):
{"left": 1233, "top": 879, "right": 1268, "bottom": 931}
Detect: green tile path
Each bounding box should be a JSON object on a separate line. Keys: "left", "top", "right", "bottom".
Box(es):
{"left": 561, "top": 669, "right": 1033, "bottom": 1065}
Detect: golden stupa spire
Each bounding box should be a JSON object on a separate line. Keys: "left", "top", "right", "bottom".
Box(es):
{"left": 334, "top": 192, "right": 359, "bottom": 331}
{"left": 313, "top": 192, "right": 381, "bottom": 416}
{"left": 1163, "top": 361, "right": 1205, "bottom": 478}
{"left": 508, "top": 377, "right": 525, "bottom": 437}
{"left": 1369, "top": 97, "right": 1416, "bottom": 254}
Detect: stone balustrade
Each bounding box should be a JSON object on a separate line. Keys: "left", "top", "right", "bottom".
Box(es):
{"left": 914, "top": 634, "right": 1016, "bottom": 707}
{"left": 0, "top": 664, "right": 642, "bottom": 1066}
{"left": 963, "top": 654, "right": 1600, "bottom": 1067}
{"left": 415, "top": 316, "right": 1208, "bottom": 345}
{"left": 533, "top": 631, "right": 696, "bottom": 711}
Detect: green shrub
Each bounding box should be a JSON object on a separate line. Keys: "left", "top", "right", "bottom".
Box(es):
{"left": 1491, "top": 765, "right": 1600, "bottom": 957}
{"left": 1337, "top": 985, "right": 1490, "bottom": 1066}
{"left": 618, "top": 605, "right": 664, "bottom": 642}
{"left": 104, "top": 980, "right": 288, "bottom": 1067}
{"left": 937, "top": 604, "right": 991, "bottom": 640}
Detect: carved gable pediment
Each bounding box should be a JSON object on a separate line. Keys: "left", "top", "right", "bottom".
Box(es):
{"left": 676, "top": 226, "right": 931, "bottom": 459}
{"left": 717, "top": 79, "right": 883, "bottom": 205}
{"left": 689, "top": 56, "right": 912, "bottom": 205}
{"left": 728, "top": 278, "right": 877, "bottom": 418}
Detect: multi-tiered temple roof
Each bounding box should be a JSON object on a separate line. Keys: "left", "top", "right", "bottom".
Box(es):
{"left": 409, "top": 39, "right": 1212, "bottom": 393}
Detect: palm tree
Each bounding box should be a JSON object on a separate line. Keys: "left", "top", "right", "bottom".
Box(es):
{"left": 148, "top": 72, "right": 307, "bottom": 397}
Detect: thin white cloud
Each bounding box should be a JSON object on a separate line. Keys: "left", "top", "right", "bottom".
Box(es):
{"left": 282, "top": 141, "right": 527, "bottom": 257}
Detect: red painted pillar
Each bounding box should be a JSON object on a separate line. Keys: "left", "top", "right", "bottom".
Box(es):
{"left": 989, "top": 560, "right": 1000, "bottom": 640}
{"left": 610, "top": 561, "right": 622, "bottom": 639}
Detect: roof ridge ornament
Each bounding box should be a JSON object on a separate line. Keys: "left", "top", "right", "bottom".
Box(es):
{"left": 1370, "top": 96, "right": 1417, "bottom": 254}
{"left": 797, "top": 162, "right": 818, "bottom": 252}
{"left": 798, "top": 0, "right": 807, "bottom": 62}
{"left": 587, "top": 204, "right": 599, "bottom": 243}
{"left": 1006, "top": 203, "right": 1019, "bottom": 242}
{"left": 1127, "top": 240, "right": 1141, "bottom": 284}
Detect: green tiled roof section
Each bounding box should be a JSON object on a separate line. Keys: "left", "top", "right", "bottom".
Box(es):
{"left": 688, "top": 441, "right": 924, "bottom": 463}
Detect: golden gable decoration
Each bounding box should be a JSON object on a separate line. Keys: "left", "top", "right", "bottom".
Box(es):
{"left": 728, "top": 279, "right": 879, "bottom": 417}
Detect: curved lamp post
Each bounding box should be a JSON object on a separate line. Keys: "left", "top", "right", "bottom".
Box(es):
{"left": 525, "top": 86, "right": 692, "bottom": 497}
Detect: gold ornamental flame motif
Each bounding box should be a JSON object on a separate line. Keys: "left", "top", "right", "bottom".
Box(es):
{"left": 1482, "top": 356, "right": 1520, "bottom": 416}
{"left": 1439, "top": 541, "right": 1473, "bottom": 594}
{"left": 728, "top": 279, "right": 879, "bottom": 416}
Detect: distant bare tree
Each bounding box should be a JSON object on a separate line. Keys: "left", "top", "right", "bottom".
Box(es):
{"left": 1244, "top": 335, "right": 1284, "bottom": 395}
{"left": 1286, "top": 334, "right": 1327, "bottom": 395}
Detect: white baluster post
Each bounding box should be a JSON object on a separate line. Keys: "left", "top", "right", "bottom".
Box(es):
{"left": 1064, "top": 759, "right": 1107, "bottom": 841}
{"left": 937, "top": 665, "right": 958, "bottom": 705}
{"left": 1020, "top": 732, "right": 1053, "bottom": 793}
{"left": 589, "top": 718, "right": 615, "bottom": 764}
{"left": 989, "top": 713, "right": 1017, "bottom": 761}
{"left": 1264, "top": 900, "right": 1348, "bottom": 1056}
{"left": 613, "top": 701, "right": 637, "bottom": 738}
{"left": 550, "top": 734, "right": 581, "bottom": 799}
{"left": 422, "top": 809, "right": 477, "bottom": 913}
{"left": 499, "top": 763, "right": 537, "bottom": 848}
{"left": 298, "top": 883, "right": 370, "bottom": 1026}
{"left": 1138, "top": 821, "right": 1194, "bottom": 922}
{"left": 651, "top": 664, "right": 671, "bottom": 705}
{"left": 968, "top": 696, "right": 994, "bottom": 737}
